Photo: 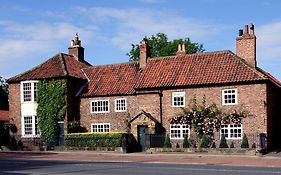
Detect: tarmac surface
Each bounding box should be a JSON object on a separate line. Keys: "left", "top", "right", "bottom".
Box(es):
{"left": 1, "top": 151, "right": 281, "bottom": 167}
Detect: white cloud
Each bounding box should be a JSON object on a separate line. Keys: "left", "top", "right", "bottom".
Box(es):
{"left": 77, "top": 7, "right": 219, "bottom": 51}
{"left": 256, "top": 21, "right": 281, "bottom": 60}
{"left": 0, "top": 21, "right": 95, "bottom": 78}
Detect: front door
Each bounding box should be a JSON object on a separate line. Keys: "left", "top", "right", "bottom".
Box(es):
{"left": 138, "top": 125, "right": 148, "bottom": 151}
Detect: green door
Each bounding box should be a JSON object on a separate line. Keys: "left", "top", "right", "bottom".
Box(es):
{"left": 138, "top": 125, "right": 148, "bottom": 151}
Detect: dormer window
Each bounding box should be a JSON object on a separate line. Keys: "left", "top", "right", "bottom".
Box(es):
{"left": 21, "top": 81, "right": 38, "bottom": 103}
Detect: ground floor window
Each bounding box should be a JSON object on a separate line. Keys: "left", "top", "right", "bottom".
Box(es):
{"left": 220, "top": 124, "right": 242, "bottom": 139}
{"left": 170, "top": 124, "right": 189, "bottom": 139}
{"left": 22, "top": 115, "right": 40, "bottom": 137}
{"left": 91, "top": 123, "right": 110, "bottom": 132}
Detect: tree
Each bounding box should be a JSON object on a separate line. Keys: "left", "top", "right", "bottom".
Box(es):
{"left": 0, "top": 77, "right": 8, "bottom": 110}
{"left": 200, "top": 134, "right": 209, "bottom": 148}
{"left": 241, "top": 134, "right": 249, "bottom": 148}
{"left": 163, "top": 134, "right": 172, "bottom": 148}
{"left": 127, "top": 33, "right": 204, "bottom": 61}
{"left": 219, "top": 135, "right": 228, "bottom": 148}
{"left": 183, "top": 135, "right": 190, "bottom": 148}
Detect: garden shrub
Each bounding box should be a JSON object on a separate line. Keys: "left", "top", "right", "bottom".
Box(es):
{"left": 163, "top": 134, "right": 172, "bottom": 148}
{"left": 65, "top": 132, "right": 125, "bottom": 147}
{"left": 200, "top": 134, "right": 209, "bottom": 148}
{"left": 183, "top": 135, "right": 190, "bottom": 148}
{"left": 241, "top": 134, "right": 249, "bottom": 148}
{"left": 230, "top": 141, "right": 235, "bottom": 148}
{"left": 219, "top": 135, "right": 228, "bottom": 148}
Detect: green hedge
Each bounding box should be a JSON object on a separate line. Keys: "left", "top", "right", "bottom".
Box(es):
{"left": 65, "top": 132, "right": 125, "bottom": 147}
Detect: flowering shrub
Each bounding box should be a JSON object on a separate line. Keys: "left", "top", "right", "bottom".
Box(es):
{"left": 169, "top": 96, "right": 248, "bottom": 140}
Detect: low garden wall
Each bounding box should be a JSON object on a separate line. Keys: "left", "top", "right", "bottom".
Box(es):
{"left": 146, "top": 148, "right": 259, "bottom": 155}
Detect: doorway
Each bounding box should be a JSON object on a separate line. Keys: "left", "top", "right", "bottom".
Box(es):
{"left": 137, "top": 125, "right": 148, "bottom": 151}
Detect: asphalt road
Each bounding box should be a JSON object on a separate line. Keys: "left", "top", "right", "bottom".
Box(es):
{"left": 1, "top": 158, "right": 281, "bottom": 175}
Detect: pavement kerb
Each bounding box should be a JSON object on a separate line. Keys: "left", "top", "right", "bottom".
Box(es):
{"left": 2, "top": 150, "right": 281, "bottom": 159}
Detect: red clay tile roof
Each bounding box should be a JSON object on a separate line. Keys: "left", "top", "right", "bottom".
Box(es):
{"left": 8, "top": 53, "right": 91, "bottom": 83}
{"left": 81, "top": 50, "right": 274, "bottom": 97}
{"left": 136, "top": 51, "right": 266, "bottom": 89}
{"left": 81, "top": 62, "right": 139, "bottom": 96}
{"left": 0, "top": 110, "right": 9, "bottom": 121}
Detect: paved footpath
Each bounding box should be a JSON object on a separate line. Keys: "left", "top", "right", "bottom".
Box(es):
{"left": 1, "top": 151, "right": 281, "bottom": 167}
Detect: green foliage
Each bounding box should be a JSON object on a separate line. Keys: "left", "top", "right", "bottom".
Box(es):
{"left": 169, "top": 96, "right": 247, "bottom": 140}
{"left": 67, "top": 121, "right": 87, "bottom": 133}
{"left": 127, "top": 33, "right": 204, "bottom": 61}
{"left": 65, "top": 132, "right": 125, "bottom": 147}
{"left": 241, "top": 134, "right": 249, "bottom": 148}
{"left": 183, "top": 135, "right": 190, "bottom": 148}
{"left": 163, "top": 134, "right": 172, "bottom": 148}
{"left": 170, "top": 96, "right": 223, "bottom": 138}
{"left": 219, "top": 135, "right": 228, "bottom": 148}
{"left": 37, "top": 80, "right": 67, "bottom": 146}
{"left": 200, "top": 134, "right": 209, "bottom": 148}
{"left": 0, "top": 77, "right": 8, "bottom": 110}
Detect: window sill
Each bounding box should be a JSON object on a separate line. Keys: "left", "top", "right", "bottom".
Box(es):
{"left": 21, "top": 135, "right": 40, "bottom": 138}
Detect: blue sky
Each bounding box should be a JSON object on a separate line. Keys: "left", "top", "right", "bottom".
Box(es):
{"left": 1, "top": 0, "right": 281, "bottom": 80}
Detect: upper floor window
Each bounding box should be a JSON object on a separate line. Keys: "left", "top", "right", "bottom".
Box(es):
{"left": 170, "top": 124, "right": 190, "bottom": 139}
{"left": 91, "top": 100, "right": 109, "bottom": 113}
{"left": 22, "top": 115, "right": 40, "bottom": 137}
{"left": 220, "top": 124, "right": 242, "bottom": 139}
{"left": 21, "top": 81, "right": 38, "bottom": 103}
{"left": 115, "top": 98, "right": 127, "bottom": 112}
{"left": 222, "top": 89, "right": 237, "bottom": 105}
{"left": 172, "top": 92, "right": 185, "bottom": 107}
{"left": 91, "top": 123, "right": 110, "bottom": 132}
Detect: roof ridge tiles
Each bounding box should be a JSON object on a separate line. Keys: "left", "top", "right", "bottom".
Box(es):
{"left": 59, "top": 53, "right": 68, "bottom": 76}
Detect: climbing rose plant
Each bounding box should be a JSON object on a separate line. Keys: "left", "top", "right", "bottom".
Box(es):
{"left": 169, "top": 96, "right": 248, "bottom": 139}
{"left": 36, "top": 80, "right": 67, "bottom": 146}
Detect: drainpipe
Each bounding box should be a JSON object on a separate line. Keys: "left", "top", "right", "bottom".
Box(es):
{"left": 159, "top": 90, "right": 163, "bottom": 125}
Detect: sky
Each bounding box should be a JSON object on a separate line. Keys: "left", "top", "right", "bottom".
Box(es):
{"left": 1, "top": 0, "right": 281, "bottom": 81}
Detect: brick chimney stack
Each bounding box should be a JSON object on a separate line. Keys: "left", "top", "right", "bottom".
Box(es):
{"left": 68, "top": 33, "right": 85, "bottom": 62}
{"left": 176, "top": 44, "right": 186, "bottom": 56}
{"left": 236, "top": 23, "right": 256, "bottom": 67}
{"left": 139, "top": 39, "right": 150, "bottom": 69}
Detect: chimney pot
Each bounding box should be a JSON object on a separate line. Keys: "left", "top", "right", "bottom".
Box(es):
{"left": 176, "top": 43, "right": 186, "bottom": 56}
{"left": 250, "top": 23, "right": 254, "bottom": 35}
{"left": 68, "top": 33, "right": 84, "bottom": 62}
{"left": 238, "top": 29, "right": 243, "bottom": 36}
{"left": 244, "top": 25, "right": 249, "bottom": 35}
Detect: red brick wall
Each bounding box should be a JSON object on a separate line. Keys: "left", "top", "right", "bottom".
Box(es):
{"left": 80, "top": 83, "right": 268, "bottom": 148}
{"left": 8, "top": 83, "right": 21, "bottom": 135}
{"left": 161, "top": 84, "right": 267, "bottom": 148}
{"left": 80, "top": 93, "right": 161, "bottom": 132}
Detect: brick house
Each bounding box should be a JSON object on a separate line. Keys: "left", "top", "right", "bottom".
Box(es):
{"left": 8, "top": 24, "right": 281, "bottom": 149}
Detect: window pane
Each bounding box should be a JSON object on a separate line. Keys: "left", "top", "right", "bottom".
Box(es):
{"left": 24, "top": 116, "right": 33, "bottom": 135}
{"left": 23, "top": 83, "right": 32, "bottom": 102}
{"left": 223, "top": 89, "right": 237, "bottom": 105}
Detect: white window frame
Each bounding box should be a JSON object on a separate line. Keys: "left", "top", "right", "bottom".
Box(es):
{"left": 172, "top": 92, "right": 185, "bottom": 107}
{"left": 222, "top": 89, "right": 238, "bottom": 105}
{"left": 20, "top": 80, "right": 39, "bottom": 103}
{"left": 91, "top": 99, "right": 110, "bottom": 113}
{"left": 170, "top": 124, "right": 190, "bottom": 139}
{"left": 21, "top": 115, "right": 40, "bottom": 138}
{"left": 220, "top": 124, "right": 243, "bottom": 140}
{"left": 115, "top": 98, "right": 127, "bottom": 112}
{"left": 91, "top": 123, "right": 110, "bottom": 133}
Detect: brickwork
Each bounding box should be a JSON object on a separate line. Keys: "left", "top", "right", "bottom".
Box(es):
{"left": 79, "top": 83, "right": 268, "bottom": 148}
{"left": 8, "top": 83, "right": 21, "bottom": 135}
